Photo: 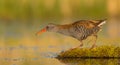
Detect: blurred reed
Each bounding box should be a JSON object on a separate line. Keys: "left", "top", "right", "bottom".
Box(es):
{"left": 0, "top": 0, "right": 107, "bottom": 21}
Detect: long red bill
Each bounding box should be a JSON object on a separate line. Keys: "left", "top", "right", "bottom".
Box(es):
{"left": 36, "top": 28, "right": 46, "bottom": 36}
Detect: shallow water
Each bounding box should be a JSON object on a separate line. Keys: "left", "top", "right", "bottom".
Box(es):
{"left": 0, "top": 46, "right": 63, "bottom": 65}
{"left": 0, "top": 46, "right": 120, "bottom": 65}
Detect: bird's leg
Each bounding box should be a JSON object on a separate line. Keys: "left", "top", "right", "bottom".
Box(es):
{"left": 90, "top": 35, "right": 97, "bottom": 49}
{"left": 70, "top": 41, "right": 83, "bottom": 50}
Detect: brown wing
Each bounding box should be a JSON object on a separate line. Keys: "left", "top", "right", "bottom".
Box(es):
{"left": 72, "top": 20, "right": 98, "bottom": 29}
{"left": 72, "top": 19, "right": 106, "bottom": 28}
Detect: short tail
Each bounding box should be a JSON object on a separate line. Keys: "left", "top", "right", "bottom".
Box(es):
{"left": 97, "top": 19, "right": 106, "bottom": 27}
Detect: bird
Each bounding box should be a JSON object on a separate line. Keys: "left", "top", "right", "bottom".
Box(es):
{"left": 36, "top": 19, "right": 106, "bottom": 49}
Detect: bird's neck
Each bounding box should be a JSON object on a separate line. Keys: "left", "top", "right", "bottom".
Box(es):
{"left": 56, "top": 24, "right": 72, "bottom": 36}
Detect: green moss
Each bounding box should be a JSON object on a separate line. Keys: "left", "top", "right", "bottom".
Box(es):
{"left": 57, "top": 46, "right": 120, "bottom": 58}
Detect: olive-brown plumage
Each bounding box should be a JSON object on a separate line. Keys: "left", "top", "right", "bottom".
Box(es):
{"left": 37, "top": 19, "right": 106, "bottom": 49}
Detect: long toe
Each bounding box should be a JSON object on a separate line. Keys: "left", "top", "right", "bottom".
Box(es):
{"left": 69, "top": 47, "right": 77, "bottom": 50}
{"left": 69, "top": 47, "right": 79, "bottom": 50}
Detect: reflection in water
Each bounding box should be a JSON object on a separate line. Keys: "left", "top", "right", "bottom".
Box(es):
{"left": 57, "top": 58, "right": 120, "bottom": 65}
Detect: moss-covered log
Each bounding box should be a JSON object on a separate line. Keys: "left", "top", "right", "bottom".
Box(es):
{"left": 57, "top": 46, "right": 120, "bottom": 58}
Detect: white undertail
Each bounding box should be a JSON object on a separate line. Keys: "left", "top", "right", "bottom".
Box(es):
{"left": 98, "top": 20, "right": 106, "bottom": 27}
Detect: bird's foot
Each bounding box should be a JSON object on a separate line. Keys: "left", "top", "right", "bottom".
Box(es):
{"left": 90, "top": 44, "right": 96, "bottom": 50}
{"left": 79, "top": 43, "right": 83, "bottom": 47}
{"left": 69, "top": 46, "right": 83, "bottom": 50}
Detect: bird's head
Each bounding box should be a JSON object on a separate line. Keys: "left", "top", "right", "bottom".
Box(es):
{"left": 36, "top": 23, "right": 58, "bottom": 35}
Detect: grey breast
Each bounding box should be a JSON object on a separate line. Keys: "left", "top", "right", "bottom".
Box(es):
{"left": 57, "top": 28, "right": 72, "bottom": 36}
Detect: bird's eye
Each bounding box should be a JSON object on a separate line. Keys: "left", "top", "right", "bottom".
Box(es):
{"left": 46, "top": 26, "right": 49, "bottom": 29}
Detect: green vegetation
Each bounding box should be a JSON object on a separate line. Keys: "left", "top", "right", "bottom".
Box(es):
{"left": 57, "top": 46, "right": 120, "bottom": 58}
{"left": 0, "top": 0, "right": 107, "bottom": 21}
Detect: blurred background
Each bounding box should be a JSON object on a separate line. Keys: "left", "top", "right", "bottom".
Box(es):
{"left": 0, "top": 0, "right": 120, "bottom": 65}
